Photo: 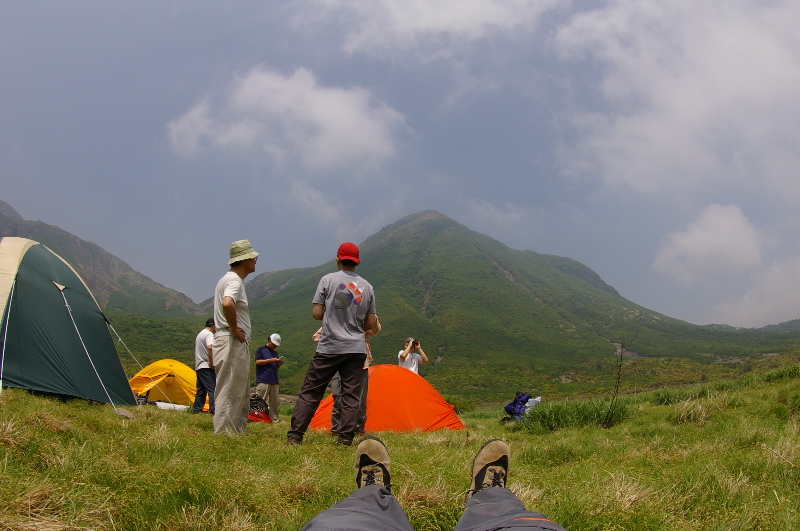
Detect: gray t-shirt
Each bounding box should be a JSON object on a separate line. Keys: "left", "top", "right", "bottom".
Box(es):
{"left": 312, "top": 270, "right": 376, "bottom": 354}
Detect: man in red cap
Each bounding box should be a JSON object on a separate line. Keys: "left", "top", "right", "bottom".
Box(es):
{"left": 288, "top": 242, "right": 378, "bottom": 446}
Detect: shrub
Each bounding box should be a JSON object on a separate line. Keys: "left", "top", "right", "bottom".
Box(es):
{"left": 442, "top": 394, "right": 476, "bottom": 414}
{"left": 517, "top": 397, "right": 629, "bottom": 432}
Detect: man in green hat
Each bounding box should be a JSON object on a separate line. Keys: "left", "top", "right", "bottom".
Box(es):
{"left": 212, "top": 239, "right": 258, "bottom": 435}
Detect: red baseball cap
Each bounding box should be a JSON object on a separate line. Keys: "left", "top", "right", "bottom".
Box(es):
{"left": 337, "top": 242, "right": 360, "bottom": 264}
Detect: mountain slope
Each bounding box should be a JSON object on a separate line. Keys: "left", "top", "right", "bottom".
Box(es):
{"left": 225, "top": 211, "right": 800, "bottom": 400}
{"left": 0, "top": 200, "right": 202, "bottom": 317}
{"left": 7, "top": 200, "right": 796, "bottom": 401}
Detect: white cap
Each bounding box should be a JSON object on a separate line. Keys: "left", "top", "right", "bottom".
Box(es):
{"left": 269, "top": 333, "right": 282, "bottom": 346}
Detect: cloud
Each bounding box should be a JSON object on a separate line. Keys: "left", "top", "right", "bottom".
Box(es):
{"left": 304, "top": 0, "right": 564, "bottom": 59}
{"left": 166, "top": 99, "right": 216, "bottom": 156}
{"left": 706, "top": 258, "right": 800, "bottom": 328}
{"left": 465, "top": 198, "right": 530, "bottom": 226}
{"left": 290, "top": 181, "right": 344, "bottom": 232}
{"left": 288, "top": 181, "right": 405, "bottom": 245}
{"left": 653, "top": 204, "right": 762, "bottom": 285}
{"left": 167, "top": 66, "right": 407, "bottom": 172}
{"left": 555, "top": 1, "right": 800, "bottom": 198}
{"left": 460, "top": 198, "right": 554, "bottom": 251}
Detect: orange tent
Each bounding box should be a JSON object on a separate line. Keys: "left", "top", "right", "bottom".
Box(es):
{"left": 309, "top": 364, "right": 465, "bottom": 432}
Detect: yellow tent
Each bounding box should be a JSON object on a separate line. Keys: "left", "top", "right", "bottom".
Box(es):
{"left": 128, "top": 359, "right": 205, "bottom": 408}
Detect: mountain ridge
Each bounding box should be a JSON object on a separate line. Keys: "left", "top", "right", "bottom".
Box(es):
{"left": 4, "top": 201, "right": 799, "bottom": 400}
{"left": 226, "top": 210, "right": 800, "bottom": 399}
{"left": 0, "top": 200, "right": 202, "bottom": 317}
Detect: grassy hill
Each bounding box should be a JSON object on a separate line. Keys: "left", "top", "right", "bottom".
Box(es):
{"left": 5, "top": 200, "right": 800, "bottom": 401}
{"left": 1, "top": 363, "right": 799, "bottom": 530}
{"left": 110, "top": 211, "right": 800, "bottom": 402}
{"left": 0, "top": 200, "right": 202, "bottom": 317}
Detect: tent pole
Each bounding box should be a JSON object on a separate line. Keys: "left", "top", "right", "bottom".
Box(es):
{"left": 108, "top": 323, "right": 146, "bottom": 371}
{"left": 107, "top": 324, "right": 177, "bottom": 405}
{"left": 60, "top": 290, "right": 117, "bottom": 409}
{"left": 0, "top": 280, "right": 17, "bottom": 395}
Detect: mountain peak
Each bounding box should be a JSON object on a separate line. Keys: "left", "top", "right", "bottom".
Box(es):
{"left": 0, "top": 199, "right": 201, "bottom": 317}
{"left": 0, "top": 200, "right": 24, "bottom": 221}
{"left": 371, "top": 210, "right": 450, "bottom": 235}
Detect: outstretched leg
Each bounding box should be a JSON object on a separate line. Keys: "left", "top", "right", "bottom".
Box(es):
{"left": 301, "top": 437, "right": 413, "bottom": 531}
{"left": 455, "top": 440, "right": 567, "bottom": 531}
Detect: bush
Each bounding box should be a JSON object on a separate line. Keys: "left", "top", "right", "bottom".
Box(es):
{"left": 442, "top": 394, "right": 476, "bottom": 414}
{"left": 517, "top": 397, "right": 629, "bottom": 432}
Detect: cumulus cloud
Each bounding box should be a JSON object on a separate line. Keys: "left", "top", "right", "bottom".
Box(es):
{"left": 653, "top": 204, "right": 762, "bottom": 285}
{"left": 555, "top": 1, "right": 800, "bottom": 199}
{"left": 166, "top": 99, "right": 216, "bottom": 156}
{"left": 167, "top": 66, "right": 407, "bottom": 172}
{"left": 289, "top": 180, "right": 401, "bottom": 244}
{"left": 706, "top": 258, "right": 800, "bottom": 328}
{"left": 465, "top": 198, "right": 531, "bottom": 226}
{"left": 289, "top": 181, "right": 344, "bottom": 231}
{"left": 460, "top": 198, "right": 554, "bottom": 250}
{"left": 304, "top": 0, "right": 563, "bottom": 59}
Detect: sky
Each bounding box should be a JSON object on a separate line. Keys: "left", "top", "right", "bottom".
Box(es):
{"left": 3, "top": 0, "right": 800, "bottom": 328}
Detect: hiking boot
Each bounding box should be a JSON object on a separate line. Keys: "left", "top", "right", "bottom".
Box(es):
{"left": 287, "top": 437, "right": 302, "bottom": 446}
{"left": 338, "top": 436, "right": 353, "bottom": 446}
{"left": 354, "top": 436, "right": 391, "bottom": 491}
{"left": 468, "top": 439, "right": 509, "bottom": 496}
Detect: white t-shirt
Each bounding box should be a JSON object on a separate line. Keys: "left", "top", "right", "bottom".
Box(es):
{"left": 398, "top": 350, "right": 423, "bottom": 374}
{"left": 213, "top": 271, "right": 250, "bottom": 338}
{"left": 194, "top": 328, "right": 214, "bottom": 370}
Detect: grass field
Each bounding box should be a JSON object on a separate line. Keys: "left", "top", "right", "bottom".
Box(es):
{"left": 2, "top": 365, "right": 800, "bottom": 530}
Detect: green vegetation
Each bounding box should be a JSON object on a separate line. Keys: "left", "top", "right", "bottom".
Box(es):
{"left": 2, "top": 364, "right": 799, "bottom": 529}
{"left": 103, "top": 211, "right": 800, "bottom": 403}
{"left": 517, "top": 397, "right": 630, "bottom": 432}
{"left": 0, "top": 201, "right": 202, "bottom": 317}
{"left": 7, "top": 205, "right": 800, "bottom": 402}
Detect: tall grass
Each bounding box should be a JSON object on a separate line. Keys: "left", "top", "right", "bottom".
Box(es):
{"left": 2, "top": 364, "right": 800, "bottom": 529}
{"left": 649, "top": 363, "right": 800, "bottom": 405}
{"left": 514, "top": 397, "right": 630, "bottom": 432}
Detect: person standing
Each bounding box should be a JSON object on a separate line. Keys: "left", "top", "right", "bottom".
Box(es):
{"left": 192, "top": 317, "right": 217, "bottom": 414}
{"left": 212, "top": 239, "right": 259, "bottom": 435}
{"left": 288, "top": 242, "right": 378, "bottom": 446}
{"left": 398, "top": 337, "right": 428, "bottom": 374}
{"left": 255, "top": 333, "right": 283, "bottom": 422}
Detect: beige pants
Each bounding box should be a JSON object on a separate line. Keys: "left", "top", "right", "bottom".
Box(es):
{"left": 255, "top": 382, "right": 280, "bottom": 421}
{"left": 212, "top": 334, "right": 250, "bottom": 435}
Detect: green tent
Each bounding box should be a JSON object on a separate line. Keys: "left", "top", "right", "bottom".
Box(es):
{"left": 0, "top": 237, "right": 136, "bottom": 406}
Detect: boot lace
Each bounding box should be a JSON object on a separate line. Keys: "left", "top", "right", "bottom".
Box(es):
{"left": 363, "top": 467, "right": 378, "bottom": 486}
{"left": 486, "top": 467, "right": 506, "bottom": 488}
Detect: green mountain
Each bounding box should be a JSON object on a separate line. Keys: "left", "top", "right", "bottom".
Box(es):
{"left": 5, "top": 201, "right": 798, "bottom": 401}
{"left": 0, "top": 200, "right": 202, "bottom": 317}
{"left": 210, "top": 211, "right": 799, "bottom": 401}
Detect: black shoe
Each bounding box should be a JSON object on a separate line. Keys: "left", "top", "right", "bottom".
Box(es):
{"left": 354, "top": 436, "right": 391, "bottom": 491}
{"left": 287, "top": 437, "right": 302, "bottom": 446}
{"left": 468, "top": 439, "right": 509, "bottom": 496}
{"left": 338, "top": 436, "right": 353, "bottom": 446}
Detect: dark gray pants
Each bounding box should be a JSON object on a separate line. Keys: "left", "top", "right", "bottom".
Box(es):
{"left": 300, "top": 485, "right": 567, "bottom": 531}
{"left": 331, "top": 368, "right": 368, "bottom": 434}
{"left": 193, "top": 367, "right": 216, "bottom": 413}
{"left": 288, "top": 352, "right": 367, "bottom": 442}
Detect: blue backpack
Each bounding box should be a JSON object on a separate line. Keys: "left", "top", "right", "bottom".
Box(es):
{"left": 504, "top": 392, "right": 532, "bottom": 420}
